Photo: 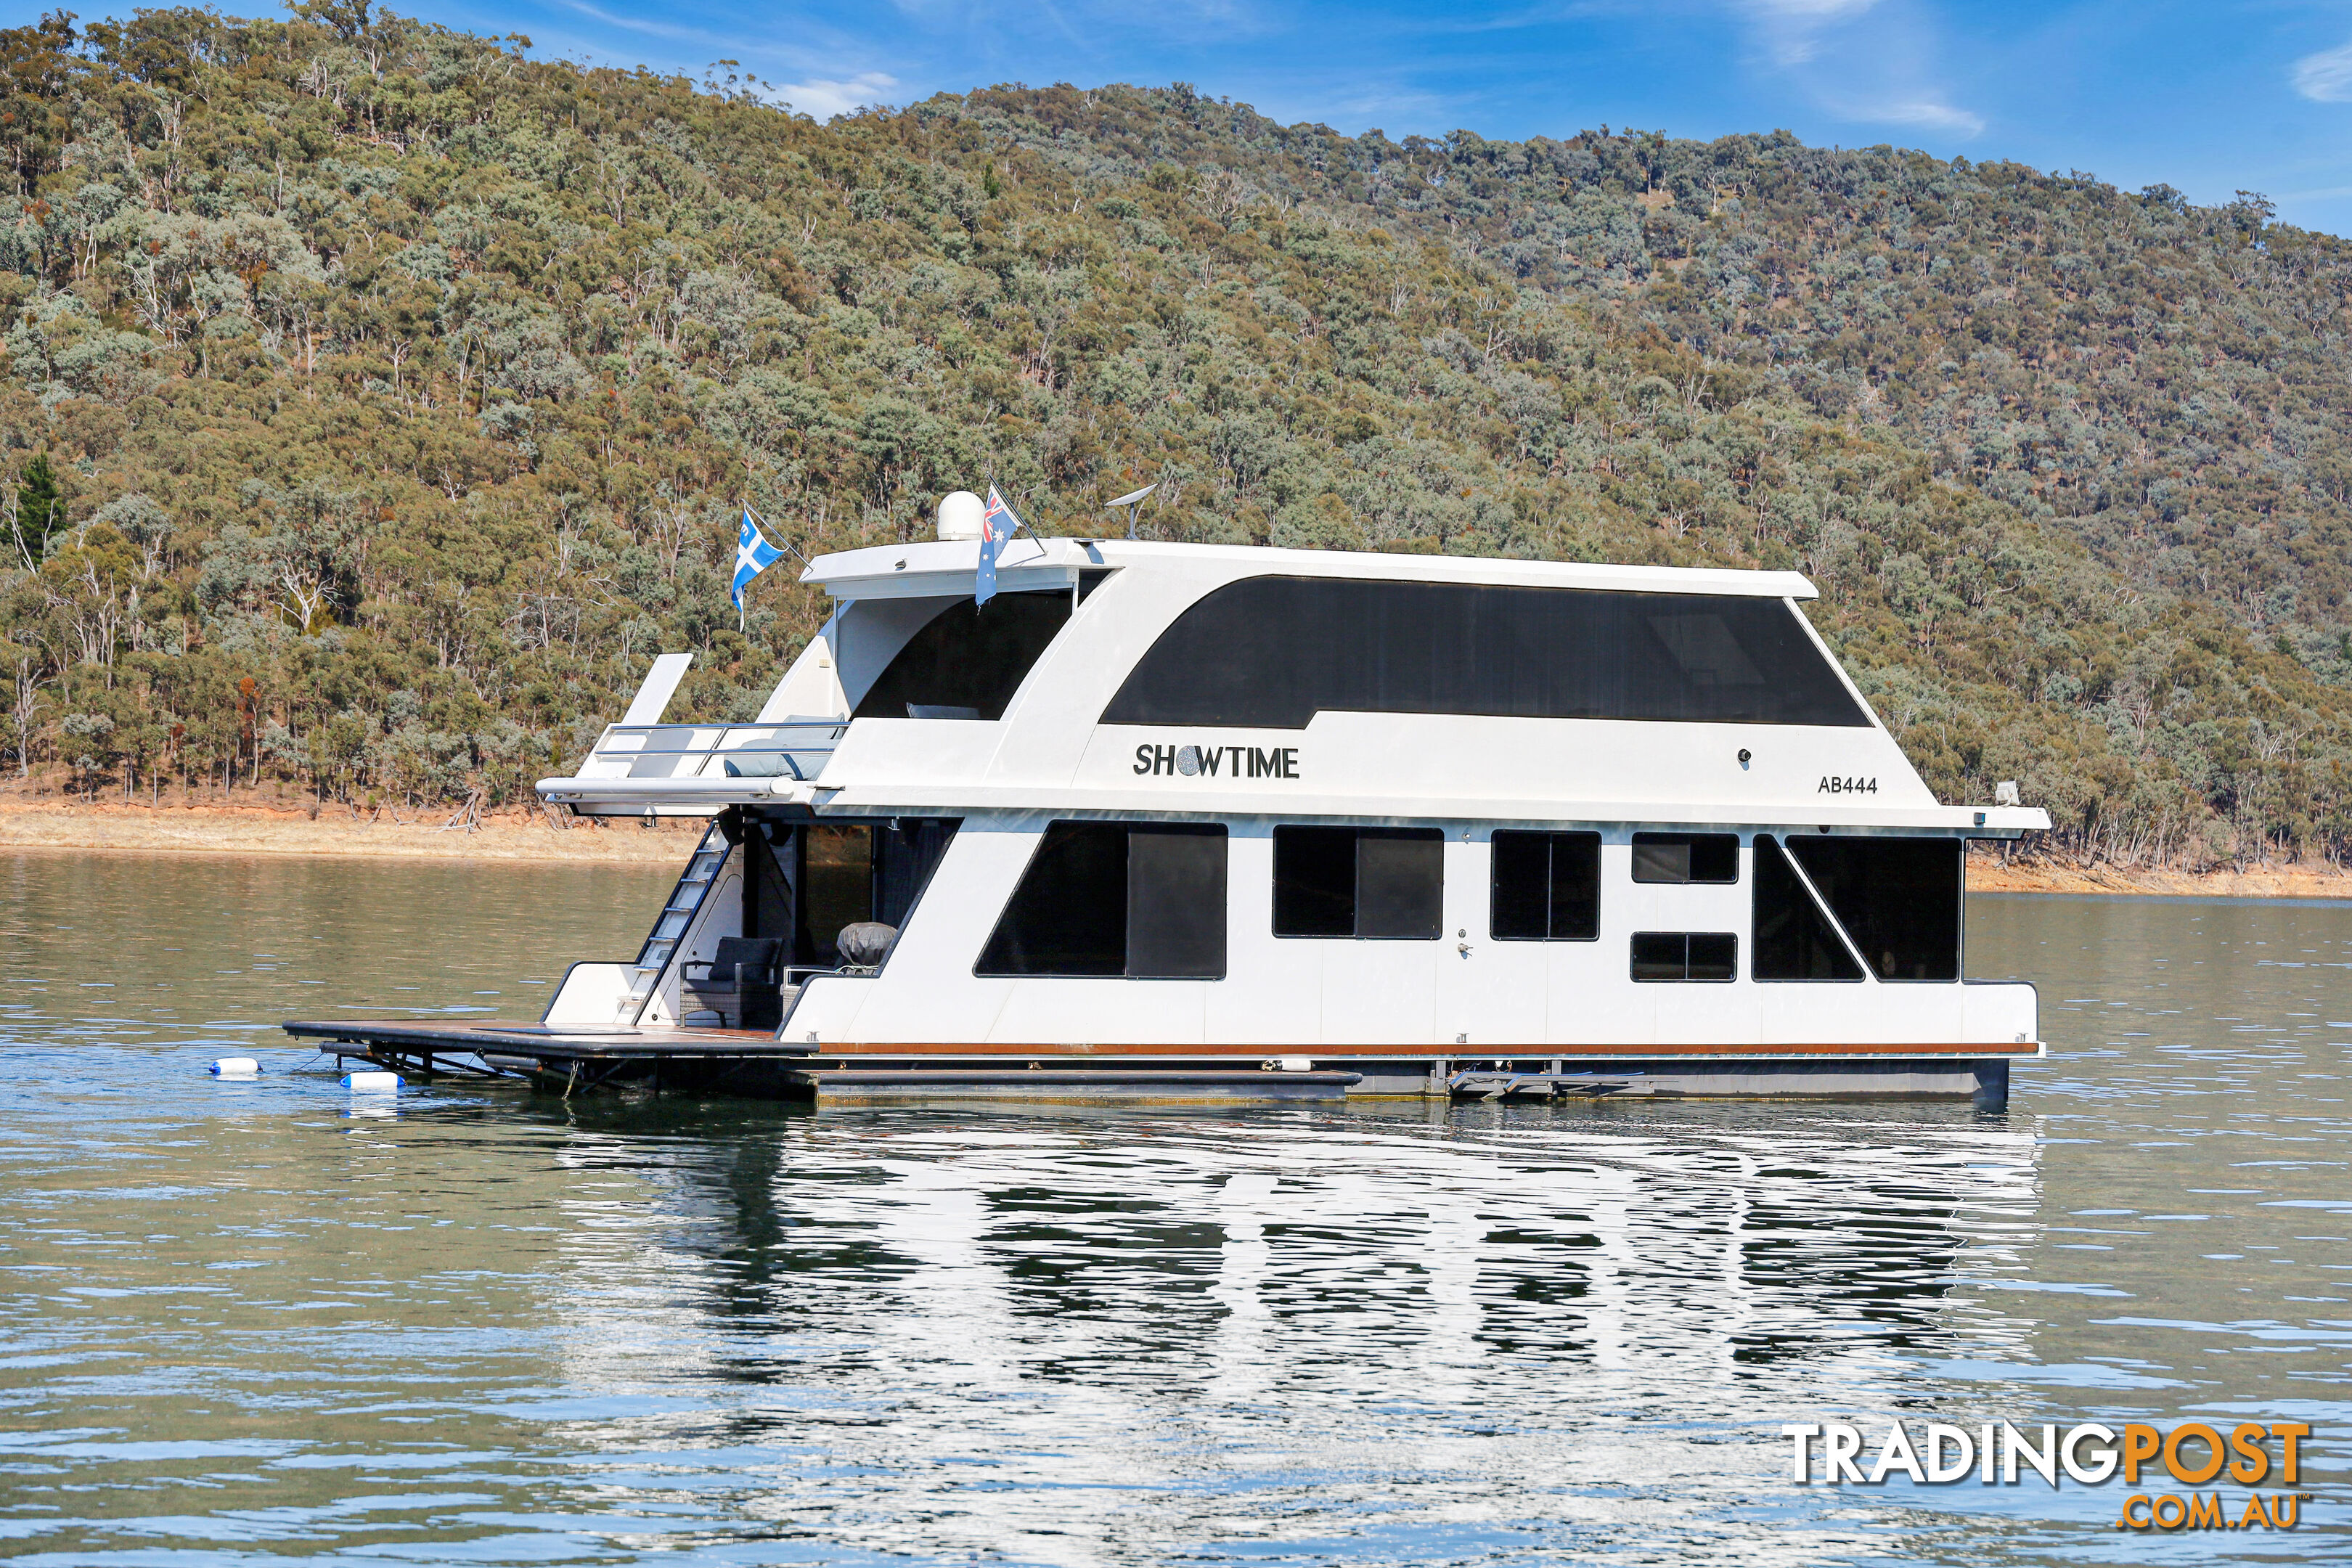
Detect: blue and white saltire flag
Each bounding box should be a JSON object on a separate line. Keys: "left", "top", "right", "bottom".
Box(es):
{"left": 974, "top": 485, "right": 1024, "bottom": 607}
{"left": 732, "top": 508, "right": 785, "bottom": 618}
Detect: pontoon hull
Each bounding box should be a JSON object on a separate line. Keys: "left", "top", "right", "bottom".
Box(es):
{"left": 285, "top": 1020, "right": 2022, "bottom": 1109}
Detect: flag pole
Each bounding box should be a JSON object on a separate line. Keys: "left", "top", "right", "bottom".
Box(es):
{"left": 744, "top": 505, "right": 816, "bottom": 571}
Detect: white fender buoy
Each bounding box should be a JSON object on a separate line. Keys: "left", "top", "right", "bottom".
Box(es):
{"left": 210, "top": 1057, "right": 259, "bottom": 1077}
{"left": 342, "top": 1071, "right": 401, "bottom": 1090}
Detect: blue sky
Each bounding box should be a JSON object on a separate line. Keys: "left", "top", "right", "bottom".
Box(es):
{"left": 64, "top": 1, "right": 2352, "bottom": 233}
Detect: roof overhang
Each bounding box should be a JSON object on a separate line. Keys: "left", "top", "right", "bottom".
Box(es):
{"left": 801, "top": 538, "right": 1819, "bottom": 603}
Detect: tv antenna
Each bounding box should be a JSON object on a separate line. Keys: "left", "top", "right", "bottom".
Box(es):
{"left": 1106, "top": 484, "right": 1157, "bottom": 539}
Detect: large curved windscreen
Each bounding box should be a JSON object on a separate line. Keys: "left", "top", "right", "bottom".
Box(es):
{"left": 1100, "top": 577, "right": 1871, "bottom": 730}
{"left": 853, "top": 592, "right": 1070, "bottom": 721}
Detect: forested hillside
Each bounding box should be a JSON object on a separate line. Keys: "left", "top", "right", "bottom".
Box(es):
{"left": 5, "top": 4, "right": 2352, "bottom": 866}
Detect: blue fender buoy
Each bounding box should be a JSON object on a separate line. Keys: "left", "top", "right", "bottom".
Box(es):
{"left": 211, "top": 1058, "right": 259, "bottom": 1077}
{"left": 342, "top": 1071, "right": 401, "bottom": 1090}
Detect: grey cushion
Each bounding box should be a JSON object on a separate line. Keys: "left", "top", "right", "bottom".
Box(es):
{"left": 698, "top": 936, "right": 781, "bottom": 988}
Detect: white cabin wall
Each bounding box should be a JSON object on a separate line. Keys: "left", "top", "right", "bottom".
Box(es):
{"left": 980, "top": 559, "right": 1230, "bottom": 788}
{"left": 1440, "top": 833, "right": 1545, "bottom": 1045}
{"left": 780, "top": 814, "right": 2014, "bottom": 1051}
{"left": 987, "top": 974, "right": 1210, "bottom": 1046}
{"left": 796, "top": 819, "right": 1025, "bottom": 1043}
{"left": 1208, "top": 826, "right": 1320, "bottom": 1045}
{"left": 1074, "top": 710, "right": 1935, "bottom": 820}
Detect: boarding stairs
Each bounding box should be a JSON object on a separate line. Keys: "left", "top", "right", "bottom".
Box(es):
{"left": 624, "top": 822, "right": 732, "bottom": 1015}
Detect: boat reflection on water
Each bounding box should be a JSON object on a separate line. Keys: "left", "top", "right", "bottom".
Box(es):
{"left": 526, "top": 1101, "right": 2044, "bottom": 1564}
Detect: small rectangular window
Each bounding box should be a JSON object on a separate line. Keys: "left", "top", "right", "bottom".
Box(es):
{"left": 1630, "top": 832, "right": 1739, "bottom": 884}
{"left": 1272, "top": 826, "right": 1356, "bottom": 936}
{"left": 1630, "top": 931, "right": 1738, "bottom": 981}
{"left": 978, "top": 821, "right": 1227, "bottom": 978}
{"left": 1687, "top": 931, "right": 1738, "bottom": 981}
{"left": 1273, "top": 825, "right": 1443, "bottom": 939}
{"left": 1491, "top": 831, "right": 1601, "bottom": 941}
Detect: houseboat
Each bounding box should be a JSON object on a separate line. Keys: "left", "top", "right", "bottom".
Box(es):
{"left": 287, "top": 505, "right": 2049, "bottom": 1106}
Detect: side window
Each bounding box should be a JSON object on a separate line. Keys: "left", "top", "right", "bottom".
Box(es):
{"left": 1630, "top": 832, "right": 1740, "bottom": 884}
{"left": 1630, "top": 932, "right": 1738, "bottom": 981}
{"left": 1787, "top": 836, "right": 1961, "bottom": 981}
{"left": 1491, "top": 831, "right": 1601, "bottom": 941}
{"left": 977, "top": 822, "right": 1227, "bottom": 978}
{"left": 1126, "top": 826, "right": 1226, "bottom": 978}
{"left": 1099, "top": 578, "right": 1873, "bottom": 729}
{"left": 1752, "top": 836, "right": 1863, "bottom": 981}
{"left": 1273, "top": 826, "right": 1443, "bottom": 939}
{"left": 853, "top": 592, "right": 1071, "bottom": 720}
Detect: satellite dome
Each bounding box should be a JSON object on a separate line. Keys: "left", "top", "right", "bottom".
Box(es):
{"left": 936, "top": 491, "right": 985, "bottom": 541}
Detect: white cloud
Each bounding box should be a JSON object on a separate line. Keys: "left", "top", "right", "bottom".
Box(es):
{"left": 1732, "top": 0, "right": 1882, "bottom": 67}
{"left": 544, "top": 0, "right": 724, "bottom": 46}
{"left": 1864, "top": 97, "right": 1985, "bottom": 135}
{"left": 775, "top": 72, "right": 903, "bottom": 120}
{"left": 2293, "top": 41, "right": 2352, "bottom": 102}
{"left": 1723, "top": 0, "right": 1982, "bottom": 138}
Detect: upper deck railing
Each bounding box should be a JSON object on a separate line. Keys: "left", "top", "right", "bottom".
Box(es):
{"left": 575, "top": 719, "right": 848, "bottom": 783}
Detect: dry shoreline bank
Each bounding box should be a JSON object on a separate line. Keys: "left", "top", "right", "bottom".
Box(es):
{"left": 0, "top": 799, "right": 696, "bottom": 864}
{"left": 3, "top": 799, "right": 2351, "bottom": 897}
{"left": 1966, "top": 855, "right": 2352, "bottom": 899}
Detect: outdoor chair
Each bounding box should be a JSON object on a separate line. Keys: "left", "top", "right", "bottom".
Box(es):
{"left": 680, "top": 936, "right": 784, "bottom": 1030}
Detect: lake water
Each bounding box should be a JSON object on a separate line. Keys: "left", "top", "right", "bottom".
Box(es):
{"left": 0, "top": 851, "right": 2343, "bottom": 1564}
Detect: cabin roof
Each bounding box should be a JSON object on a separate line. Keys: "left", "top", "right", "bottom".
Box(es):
{"left": 799, "top": 538, "right": 1818, "bottom": 603}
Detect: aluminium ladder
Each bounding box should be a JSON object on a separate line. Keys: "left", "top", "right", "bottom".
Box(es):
{"left": 622, "top": 822, "right": 732, "bottom": 1016}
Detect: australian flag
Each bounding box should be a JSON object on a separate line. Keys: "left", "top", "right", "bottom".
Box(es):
{"left": 732, "top": 509, "right": 785, "bottom": 613}
{"left": 975, "top": 485, "right": 1024, "bottom": 607}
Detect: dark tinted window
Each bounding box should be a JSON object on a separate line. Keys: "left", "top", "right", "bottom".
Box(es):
{"left": 1271, "top": 826, "right": 1355, "bottom": 936}
{"left": 1491, "top": 831, "right": 1601, "bottom": 941}
{"left": 1102, "top": 577, "right": 1869, "bottom": 730}
{"left": 1752, "top": 836, "right": 1863, "bottom": 981}
{"left": 855, "top": 592, "right": 1069, "bottom": 720}
{"left": 1273, "top": 826, "right": 1442, "bottom": 939}
{"left": 1127, "top": 827, "right": 1227, "bottom": 978}
{"left": 1630, "top": 833, "right": 1739, "bottom": 884}
{"left": 1787, "top": 836, "right": 1961, "bottom": 981}
{"left": 875, "top": 817, "right": 961, "bottom": 929}
{"left": 977, "top": 822, "right": 1227, "bottom": 978}
{"left": 1630, "top": 932, "right": 1738, "bottom": 981}
{"left": 977, "top": 822, "right": 1124, "bottom": 976}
